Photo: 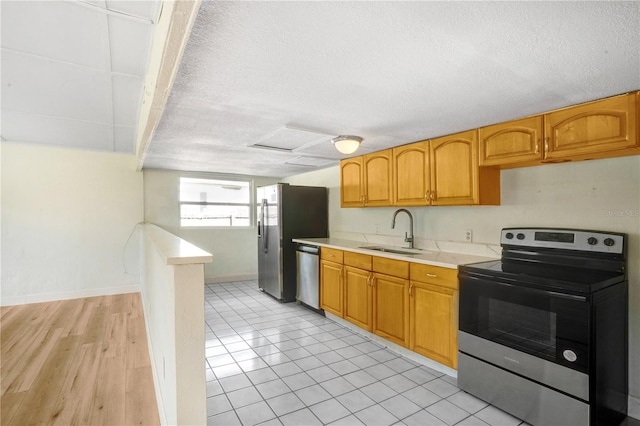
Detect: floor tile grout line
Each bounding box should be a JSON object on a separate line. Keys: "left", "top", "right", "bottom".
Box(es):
{"left": 204, "top": 281, "right": 527, "bottom": 426}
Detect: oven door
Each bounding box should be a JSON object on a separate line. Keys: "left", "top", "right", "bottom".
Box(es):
{"left": 459, "top": 272, "right": 590, "bottom": 373}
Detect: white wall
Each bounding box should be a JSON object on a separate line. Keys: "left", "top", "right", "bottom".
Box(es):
{"left": 284, "top": 155, "right": 640, "bottom": 418}
{"left": 1, "top": 143, "right": 144, "bottom": 305}
{"left": 143, "top": 169, "right": 277, "bottom": 283}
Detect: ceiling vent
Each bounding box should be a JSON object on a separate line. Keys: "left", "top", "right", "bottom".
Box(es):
{"left": 284, "top": 156, "right": 337, "bottom": 168}
{"left": 249, "top": 125, "right": 333, "bottom": 152}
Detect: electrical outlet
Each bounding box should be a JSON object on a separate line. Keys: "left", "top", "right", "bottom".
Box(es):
{"left": 465, "top": 229, "right": 473, "bottom": 242}
{"left": 375, "top": 224, "right": 380, "bottom": 234}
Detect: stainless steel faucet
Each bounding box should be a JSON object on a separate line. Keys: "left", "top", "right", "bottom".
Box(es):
{"left": 391, "top": 208, "right": 414, "bottom": 249}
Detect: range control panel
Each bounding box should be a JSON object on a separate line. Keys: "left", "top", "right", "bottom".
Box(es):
{"left": 501, "top": 228, "right": 625, "bottom": 254}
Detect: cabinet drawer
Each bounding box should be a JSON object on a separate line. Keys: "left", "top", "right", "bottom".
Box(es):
{"left": 410, "top": 263, "right": 458, "bottom": 289}
{"left": 373, "top": 256, "right": 409, "bottom": 279}
{"left": 344, "top": 251, "right": 372, "bottom": 269}
{"left": 321, "top": 247, "right": 343, "bottom": 263}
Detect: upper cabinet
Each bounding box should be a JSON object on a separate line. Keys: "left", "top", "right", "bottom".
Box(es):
{"left": 363, "top": 150, "right": 393, "bottom": 207}
{"left": 430, "top": 130, "right": 482, "bottom": 206}
{"left": 479, "top": 116, "right": 544, "bottom": 166}
{"left": 393, "top": 130, "right": 500, "bottom": 206}
{"left": 340, "top": 150, "right": 393, "bottom": 207}
{"left": 342, "top": 91, "right": 638, "bottom": 206}
{"left": 479, "top": 92, "right": 639, "bottom": 168}
{"left": 393, "top": 141, "right": 429, "bottom": 206}
{"left": 544, "top": 92, "right": 638, "bottom": 161}
{"left": 340, "top": 157, "right": 364, "bottom": 207}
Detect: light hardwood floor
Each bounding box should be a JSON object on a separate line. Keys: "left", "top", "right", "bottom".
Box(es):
{"left": 1, "top": 293, "right": 160, "bottom": 425}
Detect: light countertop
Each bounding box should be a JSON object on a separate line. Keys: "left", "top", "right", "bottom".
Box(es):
{"left": 292, "top": 237, "right": 497, "bottom": 269}
{"left": 143, "top": 224, "right": 213, "bottom": 265}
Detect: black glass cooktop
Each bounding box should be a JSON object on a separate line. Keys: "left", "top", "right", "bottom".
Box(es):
{"left": 459, "top": 259, "right": 626, "bottom": 294}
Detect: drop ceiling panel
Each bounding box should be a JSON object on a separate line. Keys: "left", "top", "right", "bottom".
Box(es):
{"left": 1, "top": 49, "right": 110, "bottom": 122}
{"left": 112, "top": 74, "right": 143, "bottom": 126}
{"left": 2, "top": 109, "right": 111, "bottom": 150}
{"left": 106, "top": 0, "right": 160, "bottom": 22}
{"left": 108, "top": 15, "right": 153, "bottom": 76}
{"left": 0, "top": 1, "right": 106, "bottom": 68}
{"left": 114, "top": 125, "right": 135, "bottom": 153}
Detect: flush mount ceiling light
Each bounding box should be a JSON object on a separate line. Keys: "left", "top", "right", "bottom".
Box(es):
{"left": 331, "top": 135, "right": 363, "bottom": 155}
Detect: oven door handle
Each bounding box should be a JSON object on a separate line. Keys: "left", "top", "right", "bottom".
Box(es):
{"left": 461, "top": 275, "right": 587, "bottom": 302}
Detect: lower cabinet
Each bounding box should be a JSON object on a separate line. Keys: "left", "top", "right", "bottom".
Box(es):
{"left": 409, "top": 280, "right": 458, "bottom": 369}
{"left": 320, "top": 247, "right": 459, "bottom": 369}
{"left": 320, "top": 249, "right": 344, "bottom": 317}
{"left": 344, "top": 266, "right": 373, "bottom": 331}
{"left": 372, "top": 273, "right": 410, "bottom": 347}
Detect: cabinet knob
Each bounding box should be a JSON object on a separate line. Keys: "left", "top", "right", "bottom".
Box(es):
{"left": 535, "top": 139, "right": 540, "bottom": 154}
{"left": 426, "top": 273, "right": 437, "bottom": 278}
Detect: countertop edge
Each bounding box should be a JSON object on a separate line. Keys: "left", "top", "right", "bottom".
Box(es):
{"left": 293, "top": 237, "right": 498, "bottom": 269}
{"left": 143, "top": 223, "right": 214, "bottom": 266}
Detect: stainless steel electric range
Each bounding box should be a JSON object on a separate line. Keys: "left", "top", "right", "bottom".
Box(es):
{"left": 458, "top": 228, "right": 628, "bottom": 426}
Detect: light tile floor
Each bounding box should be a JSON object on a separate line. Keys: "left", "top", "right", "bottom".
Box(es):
{"left": 205, "top": 281, "right": 530, "bottom": 426}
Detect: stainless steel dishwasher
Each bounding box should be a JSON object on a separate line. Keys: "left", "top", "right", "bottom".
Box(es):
{"left": 296, "top": 244, "right": 321, "bottom": 310}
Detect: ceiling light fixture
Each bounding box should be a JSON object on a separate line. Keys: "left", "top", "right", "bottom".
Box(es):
{"left": 332, "top": 135, "right": 363, "bottom": 155}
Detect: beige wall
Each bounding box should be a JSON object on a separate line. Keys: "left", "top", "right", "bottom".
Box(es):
{"left": 143, "top": 169, "right": 278, "bottom": 283}
{"left": 285, "top": 155, "right": 640, "bottom": 417}
{"left": 1, "top": 143, "right": 144, "bottom": 305}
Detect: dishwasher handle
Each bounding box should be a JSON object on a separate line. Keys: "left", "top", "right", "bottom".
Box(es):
{"left": 296, "top": 244, "right": 320, "bottom": 255}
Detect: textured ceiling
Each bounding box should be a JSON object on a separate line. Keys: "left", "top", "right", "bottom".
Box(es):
{"left": 2, "top": 2, "right": 639, "bottom": 178}
{"left": 1, "top": 0, "right": 159, "bottom": 153}
{"left": 143, "top": 1, "right": 640, "bottom": 178}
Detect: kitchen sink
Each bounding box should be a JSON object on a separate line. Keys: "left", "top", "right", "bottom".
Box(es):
{"left": 358, "top": 245, "right": 426, "bottom": 256}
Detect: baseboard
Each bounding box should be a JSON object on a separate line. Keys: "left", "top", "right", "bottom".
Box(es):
{"left": 629, "top": 394, "right": 640, "bottom": 420}
{"left": 205, "top": 273, "right": 257, "bottom": 284}
{"left": 0, "top": 284, "right": 140, "bottom": 307}
{"left": 138, "top": 287, "right": 168, "bottom": 426}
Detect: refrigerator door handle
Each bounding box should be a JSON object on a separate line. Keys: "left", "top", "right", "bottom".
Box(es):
{"left": 260, "top": 198, "right": 268, "bottom": 253}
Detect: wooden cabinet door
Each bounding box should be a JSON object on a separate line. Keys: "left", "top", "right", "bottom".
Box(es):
{"left": 393, "top": 142, "right": 430, "bottom": 206}
{"left": 429, "top": 130, "right": 479, "bottom": 205}
{"left": 340, "top": 157, "right": 364, "bottom": 207}
{"left": 344, "top": 267, "right": 372, "bottom": 331}
{"left": 363, "top": 149, "right": 393, "bottom": 206}
{"left": 409, "top": 281, "right": 458, "bottom": 368}
{"left": 544, "top": 92, "right": 638, "bottom": 160}
{"left": 372, "top": 273, "right": 409, "bottom": 347}
{"left": 479, "top": 116, "right": 544, "bottom": 166}
{"left": 320, "top": 260, "right": 343, "bottom": 317}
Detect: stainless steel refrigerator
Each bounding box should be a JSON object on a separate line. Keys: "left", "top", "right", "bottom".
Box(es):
{"left": 257, "top": 183, "right": 328, "bottom": 302}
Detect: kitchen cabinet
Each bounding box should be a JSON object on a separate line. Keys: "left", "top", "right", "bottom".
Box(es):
{"left": 409, "top": 262, "right": 459, "bottom": 369}
{"left": 340, "top": 157, "right": 364, "bottom": 207}
{"left": 343, "top": 252, "right": 373, "bottom": 330}
{"left": 479, "top": 92, "right": 639, "bottom": 168}
{"left": 544, "top": 92, "right": 638, "bottom": 162}
{"left": 320, "top": 248, "right": 344, "bottom": 317}
{"left": 479, "top": 116, "right": 544, "bottom": 167}
{"left": 345, "top": 92, "right": 638, "bottom": 200}
{"left": 393, "top": 130, "right": 500, "bottom": 206}
{"left": 343, "top": 252, "right": 410, "bottom": 342}
{"left": 363, "top": 150, "right": 393, "bottom": 207}
{"left": 344, "top": 266, "right": 373, "bottom": 331}
{"left": 372, "top": 256, "right": 410, "bottom": 347}
{"left": 318, "top": 245, "right": 461, "bottom": 368}
{"left": 340, "top": 150, "right": 393, "bottom": 207}
{"left": 392, "top": 141, "right": 429, "bottom": 206}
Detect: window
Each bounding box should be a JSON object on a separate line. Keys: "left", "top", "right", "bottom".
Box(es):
{"left": 179, "top": 177, "right": 252, "bottom": 227}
